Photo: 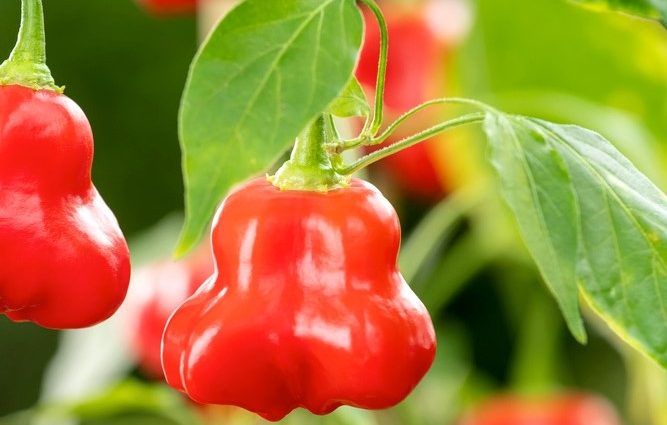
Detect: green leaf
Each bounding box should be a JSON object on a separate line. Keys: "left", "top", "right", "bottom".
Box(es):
{"left": 69, "top": 381, "right": 197, "bottom": 424}
{"left": 177, "top": 0, "right": 363, "bottom": 254}
{"left": 485, "top": 111, "right": 667, "bottom": 366}
{"left": 572, "top": 0, "right": 667, "bottom": 22}
{"left": 327, "top": 77, "right": 369, "bottom": 117}
{"left": 2, "top": 381, "right": 201, "bottom": 425}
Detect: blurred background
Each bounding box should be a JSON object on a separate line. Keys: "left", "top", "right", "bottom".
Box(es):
{"left": 0, "top": 0, "right": 666, "bottom": 424}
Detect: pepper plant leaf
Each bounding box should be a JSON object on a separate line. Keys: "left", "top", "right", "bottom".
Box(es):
{"left": 571, "top": 0, "right": 667, "bottom": 23}
{"left": 485, "top": 111, "right": 667, "bottom": 367}
{"left": 328, "top": 77, "right": 370, "bottom": 118}
{"left": 177, "top": 0, "right": 363, "bottom": 254}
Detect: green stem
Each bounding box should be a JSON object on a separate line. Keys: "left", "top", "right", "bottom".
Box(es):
{"left": 339, "top": 97, "right": 490, "bottom": 150}
{"left": 0, "top": 0, "right": 59, "bottom": 91}
{"left": 400, "top": 187, "right": 485, "bottom": 282}
{"left": 270, "top": 115, "right": 348, "bottom": 191}
{"left": 373, "top": 98, "right": 490, "bottom": 145}
{"left": 509, "top": 286, "right": 562, "bottom": 395}
{"left": 334, "top": 112, "right": 486, "bottom": 175}
{"left": 357, "top": 0, "right": 388, "bottom": 136}
{"left": 417, "top": 230, "right": 497, "bottom": 312}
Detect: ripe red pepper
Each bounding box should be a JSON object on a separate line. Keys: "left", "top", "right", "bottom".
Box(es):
{"left": 458, "top": 394, "right": 622, "bottom": 425}
{"left": 356, "top": 4, "right": 448, "bottom": 201}
{"left": 122, "top": 246, "right": 212, "bottom": 378}
{"left": 162, "top": 177, "right": 436, "bottom": 421}
{"left": 138, "top": 0, "right": 198, "bottom": 15}
{"left": 0, "top": 0, "right": 131, "bottom": 328}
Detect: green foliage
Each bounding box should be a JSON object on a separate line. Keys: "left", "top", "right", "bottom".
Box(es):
{"left": 68, "top": 381, "right": 198, "bottom": 424}
{"left": 459, "top": 0, "right": 667, "bottom": 141}
{"left": 485, "top": 111, "right": 667, "bottom": 367}
{"left": 573, "top": 0, "right": 667, "bottom": 22}
{"left": 177, "top": 0, "right": 363, "bottom": 254}
{"left": 328, "top": 77, "right": 369, "bottom": 118}
{"left": 0, "top": 381, "right": 201, "bottom": 425}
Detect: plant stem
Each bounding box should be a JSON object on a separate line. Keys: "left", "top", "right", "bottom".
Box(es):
{"left": 373, "top": 98, "right": 491, "bottom": 145}
{"left": 417, "top": 230, "right": 497, "bottom": 312}
{"left": 13, "top": 0, "right": 47, "bottom": 64}
{"left": 357, "top": 0, "right": 388, "bottom": 136}
{"left": 0, "top": 0, "right": 58, "bottom": 91}
{"left": 339, "top": 97, "right": 490, "bottom": 150}
{"left": 334, "top": 112, "right": 486, "bottom": 175}
{"left": 270, "top": 115, "right": 348, "bottom": 191}
{"left": 400, "top": 186, "right": 485, "bottom": 282}
{"left": 291, "top": 116, "right": 329, "bottom": 167}
{"left": 509, "top": 286, "right": 562, "bottom": 395}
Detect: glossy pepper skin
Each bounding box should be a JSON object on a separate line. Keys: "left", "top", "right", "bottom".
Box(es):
{"left": 138, "top": 0, "right": 198, "bottom": 15}
{"left": 356, "top": 5, "right": 447, "bottom": 201}
{"left": 459, "top": 394, "right": 622, "bottom": 425}
{"left": 0, "top": 84, "right": 131, "bottom": 329}
{"left": 162, "top": 178, "right": 436, "bottom": 421}
{"left": 122, "top": 246, "right": 212, "bottom": 378}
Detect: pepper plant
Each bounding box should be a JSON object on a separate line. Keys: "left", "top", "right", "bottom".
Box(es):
{"left": 171, "top": 0, "right": 667, "bottom": 417}
{"left": 0, "top": 0, "right": 666, "bottom": 423}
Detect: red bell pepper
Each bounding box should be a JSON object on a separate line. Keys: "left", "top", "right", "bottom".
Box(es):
{"left": 0, "top": 0, "right": 130, "bottom": 329}
{"left": 122, "top": 246, "right": 212, "bottom": 378}
{"left": 162, "top": 177, "right": 436, "bottom": 421}
{"left": 138, "top": 0, "right": 198, "bottom": 15}
{"left": 459, "top": 393, "right": 622, "bottom": 425}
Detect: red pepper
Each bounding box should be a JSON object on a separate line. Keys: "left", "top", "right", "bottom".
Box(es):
{"left": 0, "top": 0, "right": 131, "bottom": 328}
{"left": 138, "top": 0, "right": 198, "bottom": 15}
{"left": 122, "top": 246, "right": 212, "bottom": 378}
{"left": 356, "top": 4, "right": 448, "bottom": 201}
{"left": 162, "top": 177, "right": 436, "bottom": 421}
{"left": 458, "top": 394, "right": 622, "bottom": 425}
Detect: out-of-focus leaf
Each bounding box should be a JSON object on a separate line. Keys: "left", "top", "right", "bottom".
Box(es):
{"left": 285, "top": 407, "right": 377, "bottom": 425}
{"left": 2, "top": 381, "right": 199, "bottom": 425}
{"left": 68, "top": 381, "right": 196, "bottom": 424}
{"left": 79, "top": 416, "right": 180, "bottom": 425}
{"left": 400, "top": 189, "right": 481, "bottom": 283}
{"left": 485, "top": 111, "right": 667, "bottom": 366}
{"left": 177, "top": 0, "right": 363, "bottom": 254}
{"left": 572, "top": 0, "right": 667, "bottom": 22}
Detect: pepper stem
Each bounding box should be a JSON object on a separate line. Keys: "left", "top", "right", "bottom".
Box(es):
{"left": 0, "top": 0, "right": 60, "bottom": 91}
{"left": 358, "top": 0, "right": 388, "bottom": 136}
{"left": 270, "top": 115, "right": 349, "bottom": 192}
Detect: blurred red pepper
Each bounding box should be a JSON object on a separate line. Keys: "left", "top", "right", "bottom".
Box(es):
{"left": 0, "top": 0, "right": 131, "bottom": 329}
{"left": 162, "top": 178, "right": 436, "bottom": 421}
{"left": 356, "top": 2, "right": 449, "bottom": 202}
{"left": 138, "top": 0, "right": 198, "bottom": 15}
{"left": 122, "top": 245, "right": 212, "bottom": 378}
{"left": 459, "top": 393, "right": 622, "bottom": 425}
